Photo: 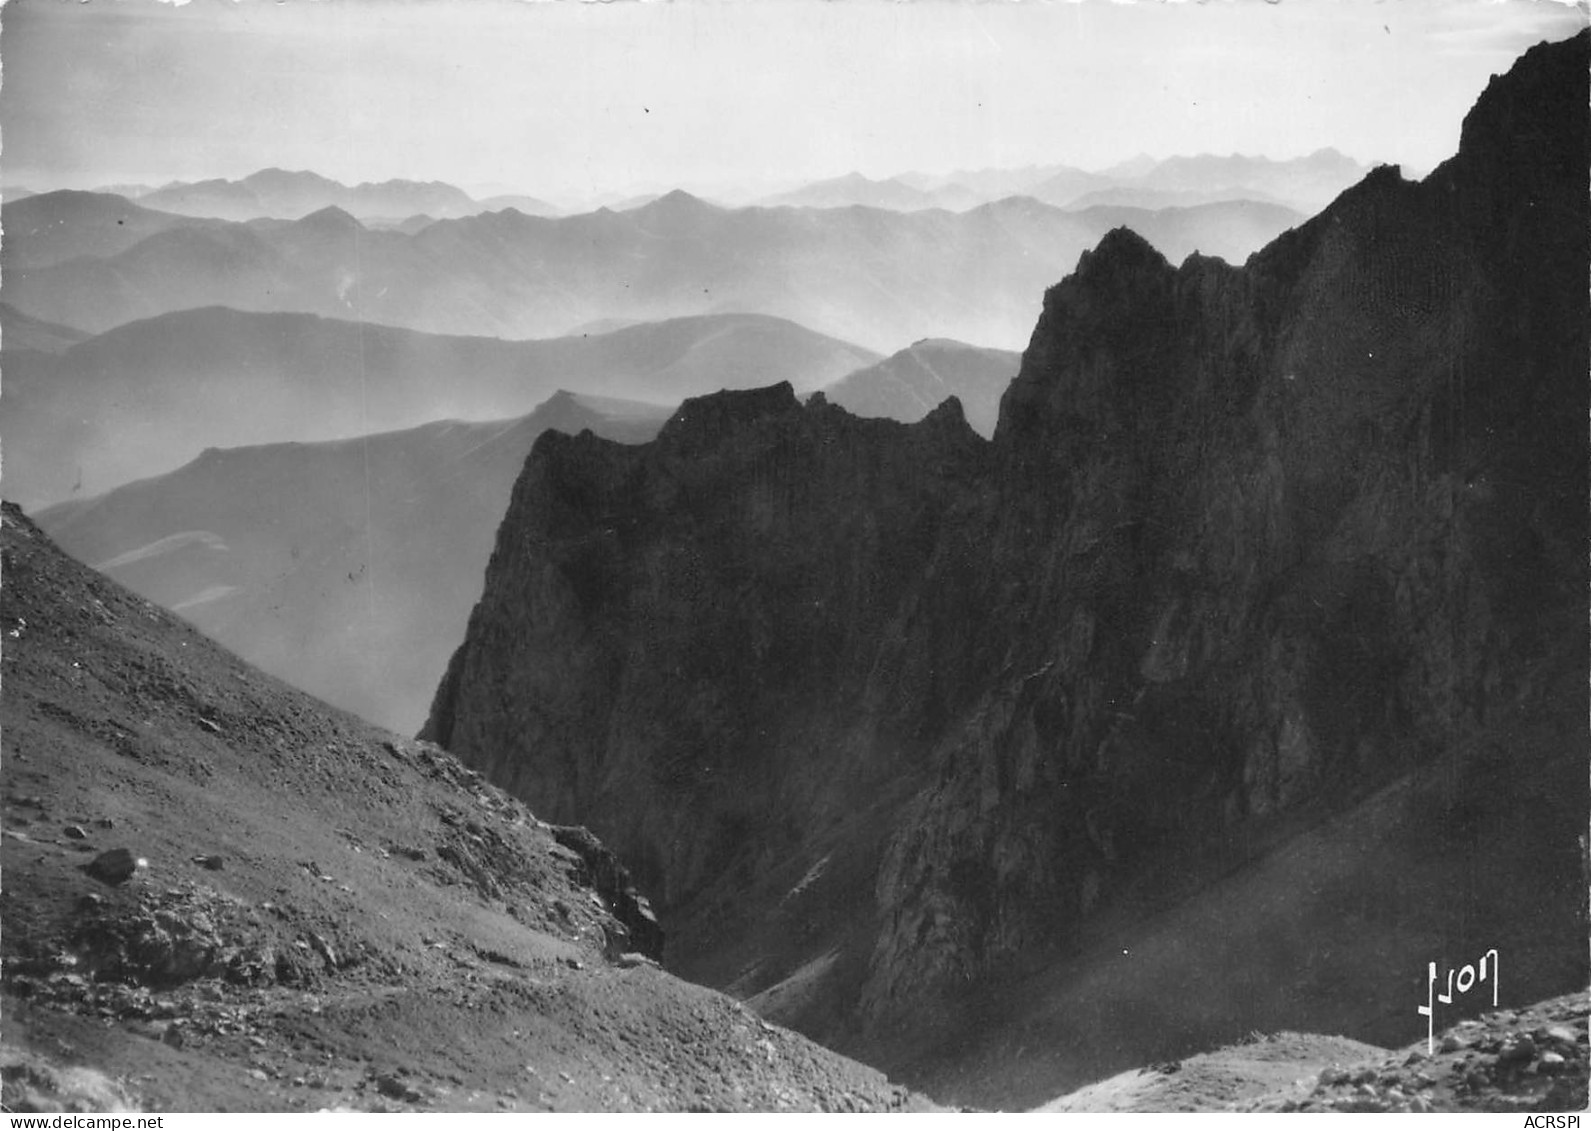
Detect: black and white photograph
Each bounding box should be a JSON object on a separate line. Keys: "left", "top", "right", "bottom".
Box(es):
{"left": 0, "top": 0, "right": 1586, "bottom": 1115}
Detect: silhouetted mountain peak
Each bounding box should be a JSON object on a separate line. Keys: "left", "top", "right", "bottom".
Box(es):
{"left": 920, "top": 393, "right": 970, "bottom": 432}
{"left": 1327, "top": 162, "right": 1409, "bottom": 207}
{"left": 1072, "top": 225, "right": 1173, "bottom": 283}
{"left": 658, "top": 382, "right": 801, "bottom": 448}
{"left": 1440, "top": 28, "right": 1588, "bottom": 194}
{"left": 636, "top": 188, "right": 717, "bottom": 218}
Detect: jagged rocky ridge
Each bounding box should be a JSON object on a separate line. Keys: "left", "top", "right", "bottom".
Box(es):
{"left": 424, "top": 33, "right": 1588, "bottom": 1063}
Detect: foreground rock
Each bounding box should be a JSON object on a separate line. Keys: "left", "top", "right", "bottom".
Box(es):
{"left": 83, "top": 848, "right": 141, "bottom": 885}
{"left": 1035, "top": 990, "right": 1587, "bottom": 1113}
{"left": 1250, "top": 991, "right": 1589, "bottom": 1114}
{"left": 0, "top": 503, "right": 929, "bottom": 1113}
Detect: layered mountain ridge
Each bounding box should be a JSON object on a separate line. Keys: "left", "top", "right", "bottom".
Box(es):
{"left": 36, "top": 393, "right": 672, "bottom": 735}
{"left": 127, "top": 168, "right": 557, "bottom": 222}
{"left": 3, "top": 185, "right": 1306, "bottom": 353}
{"left": 3, "top": 307, "right": 875, "bottom": 508}
{"left": 769, "top": 149, "right": 1366, "bottom": 215}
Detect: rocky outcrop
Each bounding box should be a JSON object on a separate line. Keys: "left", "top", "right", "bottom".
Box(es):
{"left": 424, "top": 385, "right": 990, "bottom": 1002}
{"left": 1253, "top": 992, "right": 1591, "bottom": 1114}
{"left": 425, "top": 32, "right": 1588, "bottom": 1053}
{"left": 550, "top": 825, "right": 664, "bottom": 961}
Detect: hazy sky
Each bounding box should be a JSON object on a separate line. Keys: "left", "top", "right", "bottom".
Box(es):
{"left": 2, "top": 0, "right": 1584, "bottom": 207}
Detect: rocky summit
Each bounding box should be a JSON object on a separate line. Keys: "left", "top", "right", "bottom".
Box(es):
{"left": 423, "top": 31, "right": 1589, "bottom": 1105}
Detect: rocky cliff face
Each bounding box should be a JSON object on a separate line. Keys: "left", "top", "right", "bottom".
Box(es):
{"left": 425, "top": 32, "right": 1588, "bottom": 1064}
{"left": 424, "top": 387, "right": 990, "bottom": 988}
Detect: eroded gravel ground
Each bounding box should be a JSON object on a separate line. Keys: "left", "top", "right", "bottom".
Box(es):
{"left": 0, "top": 502, "right": 930, "bottom": 1113}
{"left": 1250, "top": 990, "right": 1588, "bottom": 1113}
{"left": 1036, "top": 990, "right": 1587, "bottom": 1113}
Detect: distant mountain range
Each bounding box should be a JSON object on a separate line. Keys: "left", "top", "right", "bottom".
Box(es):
{"left": 0, "top": 190, "right": 229, "bottom": 270}
{"left": 36, "top": 391, "right": 673, "bottom": 736}
{"left": 1064, "top": 200, "right": 1305, "bottom": 265}
{"left": 0, "top": 305, "right": 878, "bottom": 507}
{"left": 758, "top": 173, "right": 980, "bottom": 212}
{"left": 894, "top": 162, "right": 1079, "bottom": 202}
{"left": 2, "top": 188, "right": 1306, "bottom": 353}
{"left": 1113, "top": 149, "right": 1369, "bottom": 212}
{"left": 20, "top": 316, "right": 1014, "bottom": 733}
{"left": 772, "top": 149, "right": 1370, "bottom": 215}
{"left": 111, "top": 168, "right": 561, "bottom": 222}
{"left": 33, "top": 151, "right": 1366, "bottom": 225}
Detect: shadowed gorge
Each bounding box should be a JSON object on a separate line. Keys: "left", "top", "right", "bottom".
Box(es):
{"left": 423, "top": 32, "right": 1589, "bottom": 1106}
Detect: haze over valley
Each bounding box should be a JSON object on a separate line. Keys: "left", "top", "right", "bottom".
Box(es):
{"left": 3, "top": 182, "right": 1312, "bottom": 355}
{"left": 1, "top": 304, "right": 876, "bottom": 507}
{"left": 1, "top": 0, "right": 1585, "bottom": 1115}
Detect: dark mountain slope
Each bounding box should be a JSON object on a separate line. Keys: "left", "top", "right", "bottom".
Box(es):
{"left": 37, "top": 394, "right": 671, "bottom": 735}
{"left": 0, "top": 502, "right": 927, "bottom": 1113}
{"left": 820, "top": 340, "right": 1021, "bottom": 437}
{"left": 1, "top": 307, "right": 876, "bottom": 507}
{"left": 422, "top": 30, "right": 1588, "bottom": 1105}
